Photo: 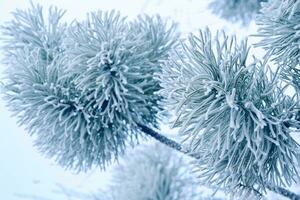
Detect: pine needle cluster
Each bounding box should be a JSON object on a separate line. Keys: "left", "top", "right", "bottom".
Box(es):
{"left": 159, "top": 29, "right": 300, "bottom": 195}
{"left": 0, "top": 3, "right": 178, "bottom": 171}
{"left": 256, "top": 0, "right": 300, "bottom": 91}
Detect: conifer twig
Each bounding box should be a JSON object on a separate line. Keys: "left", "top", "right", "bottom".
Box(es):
{"left": 138, "top": 123, "right": 300, "bottom": 200}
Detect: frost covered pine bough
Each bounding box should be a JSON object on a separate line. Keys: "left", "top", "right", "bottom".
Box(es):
{"left": 1, "top": 3, "right": 178, "bottom": 171}
{"left": 1, "top": 1, "right": 300, "bottom": 200}
{"left": 256, "top": 0, "right": 300, "bottom": 92}
{"left": 160, "top": 29, "right": 300, "bottom": 199}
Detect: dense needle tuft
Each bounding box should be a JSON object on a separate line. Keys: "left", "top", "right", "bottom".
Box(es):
{"left": 1, "top": 4, "right": 178, "bottom": 171}
{"left": 256, "top": 0, "right": 300, "bottom": 91}
{"left": 256, "top": 0, "right": 300, "bottom": 65}
{"left": 160, "top": 28, "right": 300, "bottom": 195}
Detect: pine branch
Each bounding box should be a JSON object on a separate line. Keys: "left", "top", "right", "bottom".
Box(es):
{"left": 137, "top": 123, "right": 191, "bottom": 156}
{"left": 266, "top": 183, "right": 300, "bottom": 200}
{"left": 0, "top": 4, "right": 179, "bottom": 171}
{"left": 138, "top": 123, "right": 300, "bottom": 200}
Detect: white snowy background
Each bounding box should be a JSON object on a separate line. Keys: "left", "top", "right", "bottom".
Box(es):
{"left": 0, "top": 0, "right": 299, "bottom": 199}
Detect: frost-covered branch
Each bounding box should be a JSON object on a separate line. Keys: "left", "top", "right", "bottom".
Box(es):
{"left": 2, "top": 3, "right": 300, "bottom": 200}
{"left": 137, "top": 123, "right": 201, "bottom": 159}
{"left": 138, "top": 123, "right": 300, "bottom": 200}
{"left": 0, "top": 3, "right": 179, "bottom": 171}
{"left": 137, "top": 123, "right": 186, "bottom": 154}
{"left": 256, "top": 0, "right": 300, "bottom": 93}
{"left": 159, "top": 28, "right": 300, "bottom": 198}
{"left": 266, "top": 183, "right": 300, "bottom": 200}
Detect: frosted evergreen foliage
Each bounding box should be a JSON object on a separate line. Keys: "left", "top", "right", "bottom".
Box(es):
{"left": 108, "top": 143, "right": 200, "bottom": 200}
{"left": 64, "top": 11, "right": 178, "bottom": 130}
{"left": 256, "top": 0, "right": 300, "bottom": 65}
{"left": 130, "top": 15, "right": 179, "bottom": 62}
{"left": 1, "top": 3, "right": 66, "bottom": 63}
{"left": 209, "top": 0, "right": 267, "bottom": 25}
{"left": 0, "top": 4, "right": 178, "bottom": 171}
{"left": 256, "top": 0, "right": 300, "bottom": 90}
{"left": 159, "top": 29, "right": 300, "bottom": 195}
